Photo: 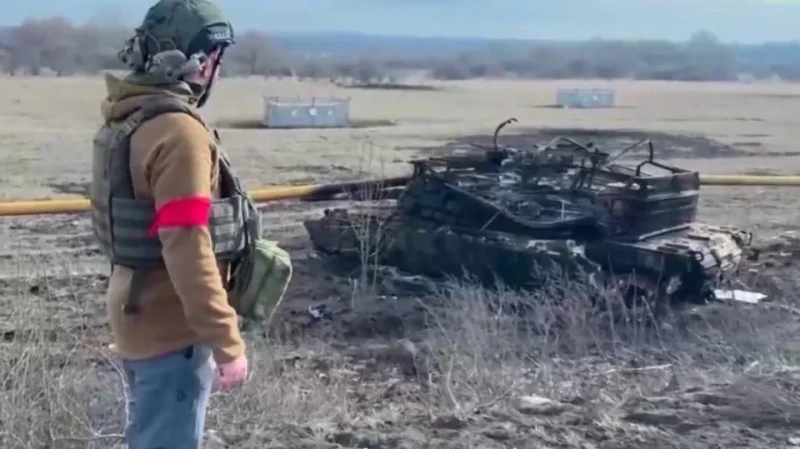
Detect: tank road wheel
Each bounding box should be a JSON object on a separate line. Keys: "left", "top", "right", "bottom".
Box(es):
{"left": 592, "top": 270, "right": 676, "bottom": 322}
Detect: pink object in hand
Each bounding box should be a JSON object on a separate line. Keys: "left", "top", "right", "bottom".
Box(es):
{"left": 212, "top": 355, "right": 248, "bottom": 392}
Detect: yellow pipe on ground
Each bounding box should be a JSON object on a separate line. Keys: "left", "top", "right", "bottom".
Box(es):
{"left": 0, "top": 174, "right": 799, "bottom": 217}
{"left": 0, "top": 177, "right": 410, "bottom": 217}
{"left": 0, "top": 198, "right": 90, "bottom": 216}
{"left": 699, "top": 174, "right": 800, "bottom": 186}
{"left": 0, "top": 185, "right": 322, "bottom": 217}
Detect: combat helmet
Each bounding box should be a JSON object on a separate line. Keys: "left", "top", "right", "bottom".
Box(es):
{"left": 118, "top": 0, "right": 235, "bottom": 106}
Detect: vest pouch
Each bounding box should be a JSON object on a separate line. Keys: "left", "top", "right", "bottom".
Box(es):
{"left": 228, "top": 238, "right": 293, "bottom": 327}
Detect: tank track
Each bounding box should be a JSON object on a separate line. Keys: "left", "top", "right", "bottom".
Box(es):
{"left": 303, "top": 206, "right": 749, "bottom": 304}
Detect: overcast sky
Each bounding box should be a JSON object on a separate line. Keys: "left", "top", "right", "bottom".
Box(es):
{"left": 3, "top": 0, "right": 799, "bottom": 43}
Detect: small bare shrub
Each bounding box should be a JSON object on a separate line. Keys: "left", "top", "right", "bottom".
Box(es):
{"left": 0, "top": 256, "right": 125, "bottom": 449}
{"left": 344, "top": 140, "right": 393, "bottom": 305}
{"left": 413, "top": 270, "right": 800, "bottom": 432}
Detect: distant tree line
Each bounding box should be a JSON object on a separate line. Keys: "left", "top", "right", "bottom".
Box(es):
{"left": 425, "top": 32, "right": 800, "bottom": 82}
{"left": 1, "top": 16, "right": 799, "bottom": 82}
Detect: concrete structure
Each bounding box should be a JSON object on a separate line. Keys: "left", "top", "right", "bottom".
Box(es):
{"left": 261, "top": 96, "right": 351, "bottom": 128}
{"left": 555, "top": 88, "right": 617, "bottom": 109}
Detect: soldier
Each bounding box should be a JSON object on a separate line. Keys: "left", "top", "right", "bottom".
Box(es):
{"left": 89, "top": 1, "right": 249, "bottom": 447}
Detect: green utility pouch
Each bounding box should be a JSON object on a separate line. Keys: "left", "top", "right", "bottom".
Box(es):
{"left": 228, "top": 238, "right": 293, "bottom": 327}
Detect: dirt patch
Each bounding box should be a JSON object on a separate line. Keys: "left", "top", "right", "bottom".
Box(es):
{"left": 731, "top": 140, "right": 763, "bottom": 148}
{"left": 663, "top": 116, "right": 765, "bottom": 123}
{"left": 750, "top": 92, "right": 800, "bottom": 100}
{"left": 533, "top": 104, "right": 637, "bottom": 110}
{"left": 339, "top": 82, "right": 442, "bottom": 92}
{"left": 46, "top": 180, "right": 90, "bottom": 196}
{"left": 273, "top": 164, "right": 356, "bottom": 179}
{"left": 214, "top": 117, "right": 397, "bottom": 130}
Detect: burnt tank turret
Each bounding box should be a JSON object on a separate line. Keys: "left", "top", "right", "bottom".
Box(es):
{"left": 303, "top": 118, "right": 752, "bottom": 305}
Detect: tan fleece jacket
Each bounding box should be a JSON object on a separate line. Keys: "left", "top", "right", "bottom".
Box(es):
{"left": 100, "top": 73, "right": 245, "bottom": 363}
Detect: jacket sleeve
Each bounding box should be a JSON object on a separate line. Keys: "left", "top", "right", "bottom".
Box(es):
{"left": 142, "top": 112, "right": 245, "bottom": 364}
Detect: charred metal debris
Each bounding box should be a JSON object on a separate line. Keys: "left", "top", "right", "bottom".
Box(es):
{"left": 303, "top": 118, "right": 755, "bottom": 307}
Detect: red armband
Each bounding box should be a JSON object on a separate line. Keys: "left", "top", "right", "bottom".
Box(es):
{"left": 148, "top": 196, "right": 212, "bottom": 236}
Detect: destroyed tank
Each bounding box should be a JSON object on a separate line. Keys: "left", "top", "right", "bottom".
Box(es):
{"left": 303, "top": 118, "right": 753, "bottom": 305}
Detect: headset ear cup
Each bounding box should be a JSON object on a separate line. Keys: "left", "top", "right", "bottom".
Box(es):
{"left": 117, "top": 38, "right": 134, "bottom": 67}
{"left": 117, "top": 35, "right": 147, "bottom": 71}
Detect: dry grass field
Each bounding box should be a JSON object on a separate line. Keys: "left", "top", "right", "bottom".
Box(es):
{"left": 2, "top": 75, "right": 800, "bottom": 448}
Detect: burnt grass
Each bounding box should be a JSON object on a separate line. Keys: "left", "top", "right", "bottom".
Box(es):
{"left": 431, "top": 126, "right": 787, "bottom": 160}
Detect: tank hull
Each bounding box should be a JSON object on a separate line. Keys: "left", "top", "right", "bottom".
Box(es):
{"left": 303, "top": 121, "right": 753, "bottom": 304}
{"left": 303, "top": 208, "right": 748, "bottom": 303}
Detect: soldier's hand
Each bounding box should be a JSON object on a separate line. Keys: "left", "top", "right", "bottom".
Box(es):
{"left": 211, "top": 354, "right": 248, "bottom": 392}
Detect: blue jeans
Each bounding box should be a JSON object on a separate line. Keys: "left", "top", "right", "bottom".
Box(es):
{"left": 122, "top": 345, "right": 214, "bottom": 449}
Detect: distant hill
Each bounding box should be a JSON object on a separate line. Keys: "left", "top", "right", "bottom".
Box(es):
{"left": 268, "top": 32, "right": 514, "bottom": 57}
{"left": 0, "top": 26, "right": 11, "bottom": 49}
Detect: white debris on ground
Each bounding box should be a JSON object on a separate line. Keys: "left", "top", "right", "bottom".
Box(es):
{"left": 714, "top": 289, "right": 768, "bottom": 304}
